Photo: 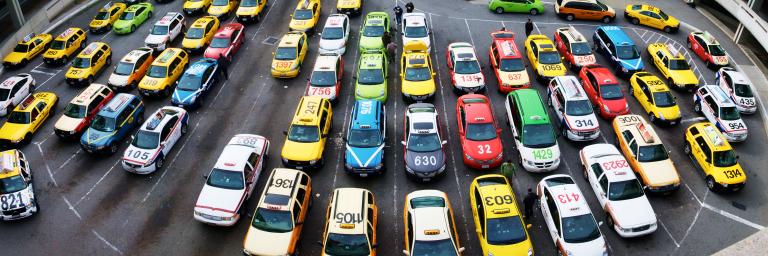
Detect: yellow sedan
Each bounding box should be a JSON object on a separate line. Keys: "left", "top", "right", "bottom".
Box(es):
{"left": 629, "top": 72, "right": 681, "bottom": 125}
{"left": 624, "top": 4, "right": 680, "bottom": 33}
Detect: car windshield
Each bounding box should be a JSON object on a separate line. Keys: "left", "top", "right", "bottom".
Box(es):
{"left": 251, "top": 208, "right": 293, "bottom": 232}
{"left": 714, "top": 150, "right": 739, "bottom": 167}
{"left": 562, "top": 214, "right": 602, "bottom": 243}
{"left": 522, "top": 123, "right": 556, "bottom": 148}
{"left": 566, "top": 100, "right": 593, "bottom": 116}
{"left": 275, "top": 47, "right": 297, "bottom": 60}
{"left": 7, "top": 112, "right": 30, "bottom": 124}
{"left": 652, "top": 91, "right": 676, "bottom": 107}
{"left": 148, "top": 65, "right": 167, "bottom": 78}
{"left": 288, "top": 125, "right": 320, "bottom": 143}
{"left": 212, "top": 0, "right": 229, "bottom": 5}
{"left": 114, "top": 62, "right": 135, "bottom": 75}
{"left": 668, "top": 59, "right": 690, "bottom": 70}
{"left": 151, "top": 25, "right": 168, "bottom": 35}
{"left": 51, "top": 40, "right": 66, "bottom": 50}
{"left": 210, "top": 37, "right": 230, "bottom": 48}
{"left": 405, "top": 66, "right": 431, "bottom": 81}
{"left": 293, "top": 9, "right": 313, "bottom": 20}
{"left": 720, "top": 106, "right": 741, "bottom": 121}
{"left": 499, "top": 58, "right": 525, "bottom": 72}
{"left": 600, "top": 84, "right": 624, "bottom": 100}
{"left": 310, "top": 71, "right": 336, "bottom": 87}
{"left": 91, "top": 115, "right": 116, "bottom": 132}
{"left": 241, "top": 0, "right": 259, "bottom": 7}
{"left": 487, "top": 216, "right": 528, "bottom": 245}
{"left": 73, "top": 57, "right": 91, "bottom": 68}
{"left": 466, "top": 123, "right": 497, "bottom": 141}
{"left": 178, "top": 74, "right": 203, "bottom": 90}
{"left": 658, "top": 10, "right": 670, "bottom": 20}
{"left": 608, "top": 179, "right": 645, "bottom": 201}
{"left": 734, "top": 83, "right": 754, "bottom": 97}
{"left": 404, "top": 25, "right": 428, "bottom": 38}
{"left": 119, "top": 11, "right": 135, "bottom": 20}
{"left": 95, "top": 11, "right": 110, "bottom": 20}
{"left": 348, "top": 128, "right": 382, "bottom": 148}
{"left": 0, "top": 89, "right": 11, "bottom": 101}
{"left": 538, "top": 51, "right": 561, "bottom": 64}
{"left": 0, "top": 175, "right": 26, "bottom": 194}
{"left": 132, "top": 130, "right": 160, "bottom": 149}
{"left": 358, "top": 68, "right": 384, "bottom": 85}
{"left": 324, "top": 233, "right": 370, "bottom": 256}
{"left": 407, "top": 133, "right": 441, "bottom": 152}
{"left": 186, "top": 28, "right": 205, "bottom": 39}
{"left": 13, "top": 44, "right": 29, "bottom": 53}
{"left": 616, "top": 45, "right": 640, "bottom": 59}
{"left": 322, "top": 27, "right": 344, "bottom": 40}
{"left": 709, "top": 45, "right": 726, "bottom": 56}
{"left": 63, "top": 103, "right": 87, "bottom": 118}
{"left": 206, "top": 168, "right": 245, "bottom": 190}
{"left": 454, "top": 60, "right": 480, "bottom": 74}
{"left": 637, "top": 144, "right": 669, "bottom": 162}
{"left": 363, "top": 25, "right": 384, "bottom": 37}
{"left": 411, "top": 239, "right": 458, "bottom": 256}
{"left": 571, "top": 42, "right": 592, "bottom": 55}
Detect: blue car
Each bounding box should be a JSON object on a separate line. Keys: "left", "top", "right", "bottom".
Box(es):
{"left": 344, "top": 100, "right": 386, "bottom": 176}
{"left": 593, "top": 26, "right": 643, "bottom": 77}
{"left": 171, "top": 58, "right": 221, "bottom": 108}
{"left": 80, "top": 93, "right": 145, "bottom": 154}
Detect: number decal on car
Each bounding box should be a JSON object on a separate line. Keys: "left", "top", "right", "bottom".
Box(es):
{"left": 573, "top": 119, "right": 594, "bottom": 128}
{"left": 647, "top": 80, "right": 664, "bottom": 86}
{"left": 310, "top": 87, "right": 332, "bottom": 96}
{"left": 601, "top": 160, "right": 629, "bottom": 171}
{"left": 542, "top": 65, "right": 562, "bottom": 71}
{"left": 507, "top": 73, "right": 521, "bottom": 81}
{"left": 271, "top": 178, "right": 294, "bottom": 189}
{"left": 477, "top": 145, "right": 492, "bottom": 154}
{"left": 484, "top": 195, "right": 514, "bottom": 206}
{"left": 0, "top": 193, "right": 24, "bottom": 210}
{"left": 414, "top": 156, "right": 437, "bottom": 166}
{"left": 617, "top": 115, "right": 641, "bottom": 124}
{"left": 533, "top": 149, "right": 553, "bottom": 160}
{"left": 127, "top": 149, "right": 150, "bottom": 160}
{"left": 335, "top": 212, "right": 363, "bottom": 224}
{"left": 557, "top": 193, "right": 580, "bottom": 204}
{"left": 723, "top": 169, "right": 742, "bottom": 179}
{"left": 236, "top": 136, "right": 259, "bottom": 146}
{"left": 727, "top": 122, "right": 745, "bottom": 130}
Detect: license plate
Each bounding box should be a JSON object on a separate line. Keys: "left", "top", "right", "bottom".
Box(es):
{"left": 296, "top": 166, "right": 303, "bottom": 170}
{"left": 670, "top": 121, "right": 677, "bottom": 125}
{"left": 481, "top": 165, "right": 489, "bottom": 169}
{"left": 360, "top": 173, "right": 368, "bottom": 177}
{"left": 422, "top": 178, "right": 431, "bottom": 182}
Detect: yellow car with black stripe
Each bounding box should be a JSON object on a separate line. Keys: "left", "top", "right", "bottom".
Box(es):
{"left": 289, "top": 0, "right": 321, "bottom": 32}
{"left": 271, "top": 31, "right": 308, "bottom": 78}
{"left": 138, "top": 48, "right": 189, "bottom": 97}
{"left": 469, "top": 175, "right": 533, "bottom": 256}
{"left": 89, "top": 2, "right": 127, "bottom": 34}
{"left": 281, "top": 96, "right": 332, "bottom": 170}
{"left": 629, "top": 72, "right": 681, "bottom": 125}
{"left": 207, "top": 0, "right": 239, "bottom": 19}
{"left": 684, "top": 122, "right": 746, "bottom": 192}
{"left": 236, "top": 0, "right": 268, "bottom": 23}
{"left": 184, "top": 0, "right": 212, "bottom": 15}
{"left": 336, "top": 0, "right": 362, "bottom": 15}
{"left": 0, "top": 92, "right": 58, "bottom": 147}
{"left": 525, "top": 34, "right": 566, "bottom": 82}
{"left": 3, "top": 33, "right": 52, "bottom": 68}
{"left": 66, "top": 42, "right": 112, "bottom": 86}
{"left": 182, "top": 16, "right": 220, "bottom": 52}
{"left": 43, "top": 27, "right": 87, "bottom": 66}
{"left": 401, "top": 41, "right": 436, "bottom": 101}
{"left": 647, "top": 43, "right": 699, "bottom": 90}
{"left": 624, "top": 4, "right": 679, "bottom": 33}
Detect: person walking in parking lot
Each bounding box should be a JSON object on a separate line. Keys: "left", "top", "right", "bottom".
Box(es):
{"left": 218, "top": 53, "right": 229, "bottom": 80}
{"left": 394, "top": 5, "right": 403, "bottom": 28}
{"left": 525, "top": 18, "right": 534, "bottom": 37}
{"left": 523, "top": 188, "right": 537, "bottom": 219}
{"left": 405, "top": 2, "right": 414, "bottom": 13}
{"left": 386, "top": 41, "right": 397, "bottom": 63}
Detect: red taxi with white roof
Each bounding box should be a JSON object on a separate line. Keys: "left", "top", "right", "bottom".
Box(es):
{"left": 687, "top": 31, "right": 729, "bottom": 69}
{"left": 548, "top": 76, "right": 600, "bottom": 141}
{"left": 579, "top": 64, "right": 629, "bottom": 119}
{"left": 305, "top": 53, "right": 344, "bottom": 102}
{"left": 446, "top": 42, "right": 485, "bottom": 93}
{"left": 488, "top": 30, "right": 531, "bottom": 93}
{"left": 122, "top": 106, "right": 189, "bottom": 174}
{"left": 204, "top": 22, "right": 246, "bottom": 60}
{"left": 54, "top": 83, "right": 114, "bottom": 139}
{"left": 580, "top": 144, "right": 658, "bottom": 238}
{"left": 456, "top": 94, "right": 503, "bottom": 170}
{"left": 194, "top": 134, "right": 269, "bottom": 226}
{"left": 555, "top": 26, "right": 597, "bottom": 70}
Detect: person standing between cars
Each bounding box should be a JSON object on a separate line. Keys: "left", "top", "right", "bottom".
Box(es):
{"left": 394, "top": 5, "right": 403, "bottom": 28}
{"left": 383, "top": 31, "right": 391, "bottom": 47}
{"left": 386, "top": 41, "right": 397, "bottom": 63}
{"left": 525, "top": 18, "right": 534, "bottom": 37}
{"left": 405, "top": 1, "right": 414, "bottom": 13}
{"left": 523, "top": 188, "right": 537, "bottom": 219}
{"left": 218, "top": 53, "right": 229, "bottom": 80}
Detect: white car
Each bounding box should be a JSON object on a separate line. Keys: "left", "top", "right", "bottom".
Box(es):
{"left": 548, "top": 76, "right": 600, "bottom": 141}
{"left": 194, "top": 134, "right": 269, "bottom": 226}
{"left": 318, "top": 14, "right": 350, "bottom": 55}
{"left": 0, "top": 73, "right": 34, "bottom": 116}
{"left": 402, "top": 13, "right": 431, "bottom": 51}
{"left": 145, "top": 12, "right": 185, "bottom": 51}
{"left": 537, "top": 174, "right": 608, "bottom": 256}
{"left": 716, "top": 67, "right": 757, "bottom": 114}
{"left": 446, "top": 42, "right": 485, "bottom": 93}
{"left": 305, "top": 53, "right": 342, "bottom": 101}
{"left": 0, "top": 150, "right": 38, "bottom": 221}
{"left": 694, "top": 85, "right": 748, "bottom": 142}
{"left": 122, "top": 106, "right": 189, "bottom": 174}
{"left": 403, "top": 190, "right": 465, "bottom": 256}
{"left": 579, "top": 143, "right": 658, "bottom": 238}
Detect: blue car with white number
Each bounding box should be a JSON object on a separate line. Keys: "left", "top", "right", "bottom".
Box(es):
{"left": 171, "top": 58, "right": 221, "bottom": 108}
{"left": 593, "top": 26, "right": 644, "bottom": 77}
{"left": 80, "top": 93, "right": 145, "bottom": 155}
{"left": 344, "top": 100, "right": 386, "bottom": 176}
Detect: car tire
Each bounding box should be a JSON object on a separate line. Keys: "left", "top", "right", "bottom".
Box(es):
{"left": 109, "top": 143, "right": 118, "bottom": 154}
{"left": 106, "top": 56, "right": 112, "bottom": 65}
{"left": 561, "top": 128, "right": 568, "bottom": 139}
{"left": 131, "top": 25, "right": 136, "bottom": 33}
{"left": 706, "top": 176, "right": 716, "bottom": 191}
{"left": 664, "top": 26, "right": 672, "bottom": 33}
{"left": 649, "top": 113, "right": 656, "bottom": 123}
{"left": 181, "top": 122, "right": 188, "bottom": 134}
{"left": 632, "top": 18, "right": 640, "bottom": 25}
{"left": 530, "top": 8, "right": 539, "bottom": 15}
{"left": 148, "top": 11, "right": 153, "bottom": 18}
{"left": 62, "top": 56, "right": 69, "bottom": 65}
{"left": 583, "top": 165, "right": 589, "bottom": 180}
{"left": 694, "top": 102, "right": 702, "bottom": 113}
{"left": 155, "top": 155, "right": 165, "bottom": 170}
{"left": 137, "top": 114, "right": 145, "bottom": 124}
{"left": 23, "top": 133, "right": 32, "bottom": 145}
{"left": 687, "top": 39, "right": 692, "bottom": 49}
{"left": 684, "top": 143, "right": 692, "bottom": 155}
{"left": 606, "top": 214, "right": 615, "bottom": 230}
{"left": 495, "top": 7, "right": 504, "bottom": 14}
{"left": 21, "top": 59, "right": 29, "bottom": 66}
{"left": 628, "top": 85, "right": 634, "bottom": 95}
{"left": 87, "top": 76, "right": 94, "bottom": 85}
{"left": 602, "top": 16, "right": 612, "bottom": 24}
{"left": 566, "top": 14, "right": 574, "bottom": 21}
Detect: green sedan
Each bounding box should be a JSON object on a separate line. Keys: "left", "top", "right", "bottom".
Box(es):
{"left": 355, "top": 50, "right": 388, "bottom": 102}
{"left": 113, "top": 3, "right": 154, "bottom": 34}
{"left": 489, "top": 0, "right": 544, "bottom": 15}
{"left": 358, "top": 12, "right": 390, "bottom": 52}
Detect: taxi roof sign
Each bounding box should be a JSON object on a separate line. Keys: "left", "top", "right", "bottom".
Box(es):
{"left": 340, "top": 223, "right": 355, "bottom": 229}
{"left": 82, "top": 43, "right": 100, "bottom": 56}
{"left": 1, "top": 154, "right": 14, "bottom": 173}
{"left": 146, "top": 111, "right": 166, "bottom": 130}
{"left": 58, "top": 28, "right": 77, "bottom": 39}
{"left": 499, "top": 41, "right": 517, "bottom": 57}
{"left": 22, "top": 33, "right": 36, "bottom": 43}
{"left": 75, "top": 84, "right": 103, "bottom": 103}
{"left": 636, "top": 123, "right": 655, "bottom": 143}
{"left": 19, "top": 94, "right": 36, "bottom": 110}
{"left": 105, "top": 94, "right": 130, "bottom": 112}
{"left": 703, "top": 125, "right": 725, "bottom": 146}
{"left": 702, "top": 31, "right": 719, "bottom": 45}
{"left": 423, "top": 229, "right": 441, "bottom": 235}
{"left": 492, "top": 208, "right": 510, "bottom": 214}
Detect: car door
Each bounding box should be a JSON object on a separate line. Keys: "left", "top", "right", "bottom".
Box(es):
{"left": 587, "top": 163, "right": 604, "bottom": 204}
{"left": 693, "top": 136, "right": 710, "bottom": 172}
{"left": 30, "top": 105, "right": 43, "bottom": 131}
{"left": 702, "top": 95, "right": 717, "bottom": 123}
{"left": 527, "top": 41, "right": 538, "bottom": 69}
{"left": 596, "top": 174, "right": 609, "bottom": 207}
{"left": 230, "top": 28, "right": 243, "bottom": 54}
{"left": 542, "top": 189, "right": 561, "bottom": 243}
{"left": 551, "top": 86, "right": 566, "bottom": 123}
{"left": 167, "top": 116, "right": 182, "bottom": 151}
{"left": 457, "top": 103, "right": 467, "bottom": 144}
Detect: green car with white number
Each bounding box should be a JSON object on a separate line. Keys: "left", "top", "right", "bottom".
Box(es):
{"left": 489, "top": 0, "right": 544, "bottom": 15}
{"left": 113, "top": 3, "right": 154, "bottom": 35}
{"left": 355, "top": 50, "right": 388, "bottom": 102}
{"left": 504, "top": 88, "right": 560, "bottom": 172}
{"left": 358, "top": 12, "right": 390, "bottom": 52}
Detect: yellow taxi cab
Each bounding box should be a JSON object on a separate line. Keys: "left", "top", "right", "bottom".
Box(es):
{"left": 89, "top": 2, "right": 127, "bottom": 34}
{"left": 289, "top": 0, "right": 321, "bottom": 32}
{"left": 43, "top": 27, "right": 87, "bottom": 66}
{"left": 65, "top": 42, "right": 112, "bottom": 86}
{"left": 624, "top": 4, "right": 680, "bottom": 33}
{"left": 3, "top": 33, "right": 52, "bottom": 68}
{"left": 0, "top": 149, "right": 39, "bottom": 221}
{"left": 684, "top": 122, "right": 746, "bottom": 192}
{"left": 0, "top": 92, "right": 58, "bottom": 147}
{"left": 647, "top": 43, "right": 698, "bottom": 90}
{"left": 321, "top": 188, "right": 378, "bottom": 256}
{"left": 271, "top": 31, "right": 308, "bottom": 78}
{"left": 525, "top": 34, "right": 567, "bottom": 82}
{"left": 243, "top": 168, "right": 312, "bottom": 256}
{"left": 236, "top": 0, "right": 268, "bottom": 23}
{"left": 184, "top": 0, "right": 212, "bottom": 15}
{"left": 138, "top": 48, "right": 189, "bottom": 97}
{"left": 401, "top": 41, "right": 436, "bottom": 101}
{"left": 281, "top": 96, "right": 332, "bottom": 170}
{"left": 207, "top": 0, "right": 239, "bottom": 18}
{"left": 182, "top": 16, "right": 220, "bottom": 52}
{"left": 469, "top": 175, "right": 533, "bottom": 256}
{"left": 613, "top": 114, "right": 680, "bottom": 194}
{"left": 629, "top": 72, "right": 681, "bottom": 125}
{"left": 403, "top": 190, "right": 465, "bottom": 256}
{"left": 336, "top": 0, "right": 362, "bottom": 15}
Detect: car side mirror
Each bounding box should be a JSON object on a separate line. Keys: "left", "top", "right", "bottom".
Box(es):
{"left": 283, "top": 130, "right": 288, "bottom": 136}
{"left": 402, "top": 250, "right": 409, "bottom": 255}
{"left": 316, "top": 241, "right": 323, "bottom": 246}
{"left": 441, "top": 140, "right": 448, "bottom": 145}
{"left": 514, "top": 135, "right": 519, "bottom": 140}
{"left": 526, "top": 224, "right": 532, "bottom": 229}
{"left": 558, "top": 107, "right": 563, "bottom": 112}
{"left": 296, "top": 220, "right": 303, "bottom": 225}
{"left": 130, "top": 135, "right": 135, "bottom": 140}
{"left": 432, "top": 72, "right": 436, "bottom": 77}
{"left": 202, "top": 174, "right": 208, "bottom": 179}
{"left": 401, "top": 141, "right": 407, "bottom": 146}
{"left": 160, "top": 141, "right": 167, "bottom": 147}
{"left": 272, "top": 52, "right": 275, "bottom": 56}
{"left": 458, "top": 247, "right": 465, "bottom": 253}
{"left": 352, "top": 76, "right": 357, "bottom": 80}
{"left": 598, "top": 221, "right": 604, "bottom": 226}
{"left": 736, "top": 155, "right": 740, "bottom": 159}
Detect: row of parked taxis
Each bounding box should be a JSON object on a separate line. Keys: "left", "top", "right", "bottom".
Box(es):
{"left": 0, "top": 0, "right": 759, "bottom": 255}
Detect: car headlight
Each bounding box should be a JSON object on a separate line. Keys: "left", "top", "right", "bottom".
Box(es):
{"left": 438, "top": 164, "right": 446, "bottom": 172}
{"left": 271, "top": 63, "right": 277, "bottom": 69}
{"left": 221, "top": 216, "right": 233, "bottom": 221}
{"left": 488, "top": 253, "right": 494, "bottom": 256}
{"left": 344, "top": 163, "right": 352, "bottom": 169}
{"left": 658, "top": 112, "right": 665, "bottom": 120}
{"left": 378, "top": 89, "right": 385, "bottom": 97}
{"left": 465, "top": 154, "right": 474, "bottom": 160}
{"left": 26, "top": 192, "right": 35, "bottom": 207}
{"left": 528, "top": 248, "right": 533, "bottom": 256}
{"left": 374, "top": 163, "right": 383, "bottom": 170}
{"left": 567, "top": 250, "right": 574, "bottom": 256}
{"left": 355, "top": 90, "right": 363, "bottom": 97}
{"left": 624, "top": 103, "right": 629, "bottom": 110}
{"left": 405, "top": 165, "right": 415, "bottom": 173}
{"left": 308, "top": 160, "right": 318, "bottom": 165}
{"left": 526, "top": 159, "right": 535, "bottom": 165}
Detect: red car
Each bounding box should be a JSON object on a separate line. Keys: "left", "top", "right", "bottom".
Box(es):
{"left": 455, "top": 94, "right": 503, "bottom": 170}
{"left": 204, "top": 22, "right": 245, "bottom": 61}
{"left": 687, "top": 31, "right": 729, "bottom": 69}
{"left": 488, "top": 30, "right": 531, "bottom": 93}
{"left": 579, "top": 65, "right": 629, "bottom": 119}
{"left": 554, "top": 27, "right": 596, "bottom": 70}
{"left": 305, "top": 53, "right": 344, "bottom": 102}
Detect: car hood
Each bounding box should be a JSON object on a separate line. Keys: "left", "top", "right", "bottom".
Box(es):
{"left": 204, "top": 47, "right": 229, "bottom": 59}
{"left": 655, "top": 105, "right": 681, "bottom": 121}
{"left": 172, "top": 88, "right": 202, "bottom": 105}
{"left": 0, "top": 123, "right": 30, "bottom": 141}
{"left": 320, "top": 39, "right": 345, "bottom": 51}
{"left": 81, "top": 128, "right": 117, "bottom": 147}
{"left": 498, "top": 70, "right": 530, "bottom": 86}
{"left": 573, "top": 54, "right": 597, "bottom": 67}
{"left": 405, "top": 149, "right": 445, "bottom": 172}
{"left": 122, "top": 145, "right": 158, "bottom": 165}
{"left": 237, "top": 7, "right": 260, "bottom": 15}
{"left": 4, "top": 52, "right": 26, "bottom": 62}
{"left": 564, "top": 113, "right": 599, "bottom": 132}
{"left": 618, "top": 57, "right": 643, "bottom": 70}
{"left": 113, "top": 20, "right": 133, "bottom": 29}
{"left": 345, "top": 144, "right": 384, "bottom": 168}
{"left": 272, "top": 60, "right": 299, "bottom": 72}
{"left": 716, "top": 118, "right": 747, "bottom": 134}
{"left": 565, "top": 236, "right": 606, "bottom": 256}
{"left": 403, "top": 37, "right": 430, "bottom": 50}
{"left": 1, "top": 186, "right": 34, "bottom": 211}
{"left": 610, "top": 197, "right": 656, "bottom": 228}
{"left": 487, "top": 237, "right": 533, "bottom": 256}
{"left": 537, "top": 63, "right": 567, "bottom": 77}
{"left": 281, "top": 139, "right": 322, "bottom": 161}
{"left": 518, "top": 144, "right": 560, "bottom": 163}
{"left": 194, "top": 184, "right": 245, "bottom": 216}
{"left": 184, "top": 1, "right": 206, "bottom": 9}
{"left": 359, "top": 35, "right": 383, "bottom": 50}
{"left": 54, "top": 115, "right": 85, "bottom": 132}
{"left": 355, "top": 83, "right": 386, "bottom": 98}
{"left": 402, "top": 79, "right": 435, "bottom": 95}
{"left": 90, "top": 19, "right": 109, "bottom": 28}
{"left": 638, "top": 160, "right": 680, "bottom": 186}
{"left": 462, "top": 138, "right": 502, "bottom": 161}
{"left": 603, "top": 98, "right": 628, "bottom": 113}
{"left": 244, "top": 227, "right": 294, "bottom": 255}
{"left": 289, "top": 19, "right": 314, "bottom": 30}
{"left": 669, "top": 70, "right": 698, "bottom": 85}
{"left": 109, "top": 73, "right": 130, "bottom": 86}
{"left": 208, "top": 5, "right": 232, "bottom": 15}
{"left": 453, "top": 73, "right": 484, "bottom": 88}
{"left": 145, "top": 34, "right": 169, "bottom": 45}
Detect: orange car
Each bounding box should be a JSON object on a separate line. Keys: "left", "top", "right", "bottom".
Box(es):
{"left": 107, "top": 47, "right": 153, "bottom": 90}
{"left": 555, "top": 0, "right": 615, "bottom": 23}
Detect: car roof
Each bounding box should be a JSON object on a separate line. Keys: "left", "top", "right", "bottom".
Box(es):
{"left": 56, "top": 27, "right": 82, "bottom": 40}
{"left": 449, "top": 43, "right": 477, "bottom": 61}
{"left": 541, "top": 175, "right": 591, "bottom": 217}
{"left": 495, "top": 39, "right": 521, "bottom": 58}
{"left": 511, "top": 89, "right": 550, "bottom": 125}
{"left": 155, "top": 48, "right": 183, "bottom": 65}
{"left": 351, "top": 100, "right": 382, "bottom": 130}
{"left": 364, "top": 12, "right": 387, "bottom": 25}
{"left": 692, "top": 31, "right": 720, "bottom": 45}
{"left": 459, "top": 95, "right": 493, "bottom": 124}
{"left": 632, "top": 4, "right": 662, "bottom": 12}
{"left": 407, "top": 190, "right": 453, "bottom": 241}
{"left": 279, "top": 32, "right": 304, "bottom": 47}
{"left": 0, "top": 150, "right": 21, "bottom": 179}
{"left": 407, "top": 103, "right": 437, "bottom": 133}
{"left": 586, "top": 65, "right": 619, "bottom": 85}
{"left": 650, "top": 43, "right": 684, "bottom": 59}
{"left": 359, "top": 51, "right": 384, "bottom": 69}
{"left": 0, "top": 74, "right": 31, "bottom": 89}
{"left": 156, "top": 12, "right": 181, "bottom": 26}
{"left": 215, "top": 134, "right": 267, "bottom": 171}
{"left": 98, "top": 93, "right": 136, "bottom": 118}
{"left": 556, "top": 26, "right": 588, "bottom": 43}
{"left": 720, "top": 68, "right": 750, "bottom": 85}
{"left": 79, "top": 42, "right": 108, "bottom": 58}
{"left": 72, "top": 83, "right": 108, "bottom": 105}
{"left": 121, "top": 47, "right": 152, "bottom": 63}
{"left": 260, "top": 169, "right": 306, "bottom": 211}
{"left": 313, "top": 54, "right": 340, "bottom": 71}
{"left": 329, "top": 188, "right": 371, "bottom": 234}
{"left": 614, "top": 115, "right": 662, "bottom": 146}
{"left": 597, "top": 26, "right": 634, "bottom": 46}
{"left": 185, "top": 58, "right": 217, "bottom": 76}
{"left": 582, "top": 144, "right": 636, "bottom": 182}
{"left": 214, "top": 23, "right": 242, "bottom": 37}
{"left": 690, "top": 122, "right": 732, "bottom": 151}
{"left": 125, "top": 3, "right": 149, "bottom": 12}
{"left": 553, "top": 76, "right": 588, "bottom": 101}
{"left": 192, "top": 16, "right": 216, "bottom": 28}
{"left": 295, "top": 0, "right": 318, "bottom": 9}
{"left": 700, "top": 84, "right": 736, "bottom": 107}
{"left": 140, "top": 106, "right": 184, "bottom": 132}
{"left": 403, "top": 13, "right": 426, "bottom": 27}
{"left": 325, "top": 14, "right": 347, "bottom": 27}
{"left": 529, "top": 35, "right": 555, "bottom": 50}
{"left": 474, "top": 175, "right": 522, "bottom": 217}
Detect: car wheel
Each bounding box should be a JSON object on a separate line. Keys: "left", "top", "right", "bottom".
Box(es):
{"left": 649, "top": 113, "right": 656, "bottom": 123}
{"left": 602, "top": 16, "right": 612, "bottom": 23}
{"left": 23, "top": 133, "right": 32, "bottom": 145}
{"left": 583, "top": 165, "right": 589, "bottom": 180}
{"left": 694, "top": 102, "right": 702, "bottom": 113}
{"left": 684, "top": 143, "right": 692, "bottom": 155}
{"left": 495, "top": 7, "right": 504, "bottom": 14}
{"left": 530, "top": 8, "right": 539, "bottom": 15}
{"left": 628, "top": 85, "right": 634, "bottom": 95}
{"left": 561, "top": 128, "right": 568, "bottom": 138}
{"left": 706, "top": 176, "right": 716, "bottom": 191}
{"left": 566, "top": 14, "right": 574, "bottom": 21}
{"left": 155, "top": 155, "right": 165, "bottom": 169}
{"left": 62, "top": 56, "right": 69, "bottom": 65}
{"left": 632, "top": 18, "right": 640, "bottom": 25}
{"left": 106, "top": 56, "right": 112, "bottom": 65}
{"left": 148, "top": 11, "right": 153, "bottom": 18}
{"left": 687, "top": 39, "right": 692, "bottom": 49}
{"left": 664, "top": 26, "right": 672, "bottom": 33}
{"left": 87, "top": 76, "right": 94, "bottom": 85}
{"left": 21, "top": 59, "right": 29, "bottom": 66}
{"left": 109, "top": 143, "right": 118, "bottom": 154}
{"left": 137, "top": 114, "right": 145, "bottom": 124}
{"left": 131, "top": 25, "right": 136, "bottom": 33}
{"left": 181, "top": 122, "right": 188, "bottom": 134}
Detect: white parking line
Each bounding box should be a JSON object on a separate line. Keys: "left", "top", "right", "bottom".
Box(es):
{"left": 37, "top": 143, "right": 59, "bottom": 187}
{"left": 75, "top": 159, "right": 121, "bottom": 206}
{"left": 92, "top": 229, "right": 123, "bottom": 255}
{"left": 657, "top": 219, "right": 681, "bottom": 247}
{"left": 251, "top": 2, "right": 278, "bottom": 40}
{"left": 56, "top": 149, "right": 82, "bottom": 174}
{"left": 681, "top": 117, "right": 706, "bottom": 124}
{"left": 702, "top": 203, "right": 766, "bottom": 230}
{"left": 29, "top": 69, "right": 58, "bottom": 76}
{"left": 332, "top": 41, "right": 361, "bottom": 189}
{"left": 62, "top": 195, "right": 82, "bottom": 220}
